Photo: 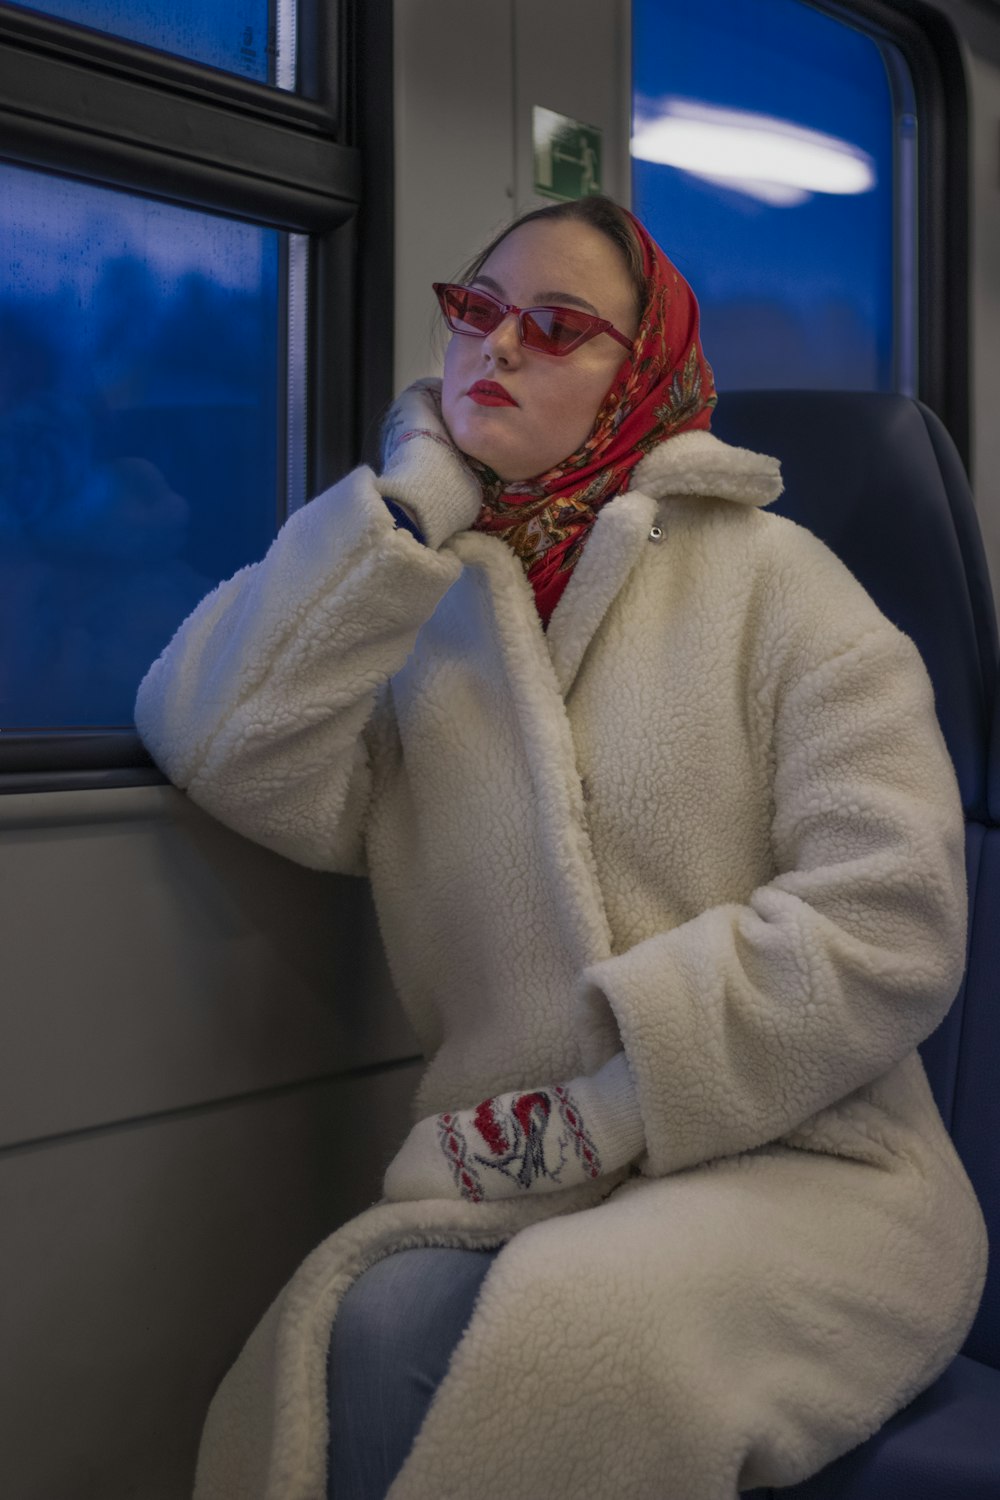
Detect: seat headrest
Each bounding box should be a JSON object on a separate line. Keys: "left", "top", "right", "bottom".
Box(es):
{"left": 711, "top": 392, "right": 997, "bottom": 820}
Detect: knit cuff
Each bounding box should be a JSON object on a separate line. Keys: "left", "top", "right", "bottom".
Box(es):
{"left": 376, "top": 378, "right": 483, "bottom": 550}
{"left": 566, "top": 1050, "right": 646, "bottom": 1174}
{"left": 377, "top": 432, "right": 482, "bottom": 550}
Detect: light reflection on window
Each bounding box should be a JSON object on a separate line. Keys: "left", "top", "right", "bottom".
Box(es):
{"left": 0, "top": 164, "right": 279, "bottom": 728}
{"left": 632, "top": 0, "right": 901, "bottom": 393}
{"left": 632, "top": 99, "right": 877, "bottom": 205}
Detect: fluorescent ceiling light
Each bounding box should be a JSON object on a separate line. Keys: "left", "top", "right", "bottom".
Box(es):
{"left": 631, "top": 98, "right": 876, "bottom": 204}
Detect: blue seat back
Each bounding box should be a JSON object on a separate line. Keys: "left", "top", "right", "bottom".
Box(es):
{"left": 950, "top": 687, "right": 1000, "bottom": 1367}
{"left": 712, "top": 394, "right": 998, "bottom": 1374}
{"left": 711, "top": 393, "right": 995, "bottom": 817}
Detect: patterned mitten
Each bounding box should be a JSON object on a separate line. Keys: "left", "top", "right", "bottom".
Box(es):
{"left": 382, "top": 1051, "right": 645, "bottom": 1204}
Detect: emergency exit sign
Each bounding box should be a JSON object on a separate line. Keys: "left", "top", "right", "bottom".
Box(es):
{"left": 533, "top": 106, "right": 603, "bottom": 201}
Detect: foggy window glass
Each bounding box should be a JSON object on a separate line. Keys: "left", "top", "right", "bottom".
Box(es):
{"left": 4, "top": 0, "right": 294, "bottom": 86}
{"left": 632, "top": 0, "right": 907, "bottom": 393}
{"left": 0, "top": 163, "right": 280, "bottom": 729}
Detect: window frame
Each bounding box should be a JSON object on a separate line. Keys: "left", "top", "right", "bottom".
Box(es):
{"left": 816, "top": 0, "right": 971, "bottom": 466}
{"left": 0, "top": 0, "right": 394, "bottom": 793}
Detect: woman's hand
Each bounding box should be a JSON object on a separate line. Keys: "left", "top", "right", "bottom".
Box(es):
{"left": 382, "top": 1052, "right": 645, "bottom": 1203}
{"left": 375, "top": 378, "right": 482, "bottom": 549}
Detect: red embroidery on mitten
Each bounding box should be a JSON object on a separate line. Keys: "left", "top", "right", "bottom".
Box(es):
{"left": 473, "top": 1098, "right": 511, "bottom": 1157}
{"left": 554, "top": 1084, "right": 602, "bottom": 1177}
{"left": 511, "top": 1091, "right": 552, "bottom": 1138}
{"left": 435, "top": 1113, "right": 484, "bottom": 1202}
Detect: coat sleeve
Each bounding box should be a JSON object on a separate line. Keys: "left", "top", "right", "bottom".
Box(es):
{"left": 577, "top": 575, "right": 968, "bottom": 1179}
{"left": 133, "top": 465, "right": 464, "bottom": 874}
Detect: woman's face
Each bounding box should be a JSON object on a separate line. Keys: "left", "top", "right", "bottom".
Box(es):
{"left": 440, "top": 218, "right": 640, "bottom": 482}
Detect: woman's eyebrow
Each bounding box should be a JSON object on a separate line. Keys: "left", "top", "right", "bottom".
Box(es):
{"left": 533, "top": 289, "right": 602, "bottom": 316}
{"left": 473, "top": 273, "right": 601, "bottom": 318}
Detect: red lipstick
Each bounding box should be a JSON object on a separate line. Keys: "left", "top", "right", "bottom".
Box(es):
{"left": 468, "top": 380, "right": 517, "bottom": 407}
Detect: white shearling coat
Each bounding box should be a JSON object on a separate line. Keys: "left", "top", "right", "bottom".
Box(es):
{"left": 135, "top": 418, "right": 988, "bottom": 1500}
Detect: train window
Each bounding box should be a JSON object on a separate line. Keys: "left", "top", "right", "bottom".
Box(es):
{"left": 631, "top": 0, "right": 914, "bottom": 394}
{"left": 0, "top": 164, "right": 284, "bottom": 729}
{"left": 0, "top": 0, "right": 377, "bottom": 770}
{"left": 2, "top": 0, "right": 295, "bottom": 87}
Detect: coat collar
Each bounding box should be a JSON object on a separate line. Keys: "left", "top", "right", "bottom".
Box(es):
{"left": 544, "top": 430, "right": 782, "bottom": 694}
{"left": 630, "top": 428, "right": 783, "bottom": 508}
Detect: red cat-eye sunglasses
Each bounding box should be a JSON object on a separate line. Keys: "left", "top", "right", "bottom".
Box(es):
{"left": 433, "top": 282, "right": 634, "bottom": 357}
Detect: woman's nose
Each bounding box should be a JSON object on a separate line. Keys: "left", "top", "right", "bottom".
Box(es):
{"left": 481, "top": 312, "right": 523, "bottom": 364}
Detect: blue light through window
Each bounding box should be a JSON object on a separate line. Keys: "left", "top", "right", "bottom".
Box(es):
{"left": 632, "top": 0, "right": 905, "bottom": 392}
{"left": 0, "top": 164, "right": 280, "bottom": 729}
{"left": 4, "top": 0, "right": 288, "bottom": 85}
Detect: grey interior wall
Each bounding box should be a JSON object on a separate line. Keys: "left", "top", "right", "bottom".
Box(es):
{"left": 0, "top": 785, "right": 422, "bottom": 1498}
{"left": 393, "top": 0, "right": 515, "bottom": 395}
{"left": 1, "top": 1061, "right": 422, "bottom": 1499}
{"left": 511, "top": 0, "right": 632, "bottom": 212}
{"left": 393, "top": 0, "right": 631, "bottom": 394}
{"left": 1, "top": 786, "right": 418, "bottom": 1147}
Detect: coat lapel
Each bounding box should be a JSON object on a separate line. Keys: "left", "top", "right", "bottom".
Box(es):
{"left": 544, "top": 490, "right": 659, "bottom": 697}
{"left": 541, "top": 431, "right": 781, "bottom": 698}
{"left": 446, "top": 529, "right": 616, "bottom": 991}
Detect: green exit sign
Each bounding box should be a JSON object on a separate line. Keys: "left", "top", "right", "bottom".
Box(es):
{"left": 533, "top": 106, "right": 603, "bottom": 201}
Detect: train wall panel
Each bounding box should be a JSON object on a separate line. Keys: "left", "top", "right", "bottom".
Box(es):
{"left": 393, "top": 0, "right": 630, "bottom": 394}
{"left": 0, "top": 1061, "right": 423, "bottom": 1500}
{"left": 511, "top": 0, "right": 631, "bottom": 212}
{"left": 393, "top": 0, "right": 515, "bottom": 394}
{"left": 0, "top": 785, "right": 419, "bottom": 1149}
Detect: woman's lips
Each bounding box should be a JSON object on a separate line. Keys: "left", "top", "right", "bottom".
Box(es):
{"left": 467, "top": 380, "right": 517, "bottom": 407}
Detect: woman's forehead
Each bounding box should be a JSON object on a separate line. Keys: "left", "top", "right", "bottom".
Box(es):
{"left": 478, "top": 218, "right": 635, "bottom": 318}
{"left": 472, "top": 271, "right": 600, "bottom": 317}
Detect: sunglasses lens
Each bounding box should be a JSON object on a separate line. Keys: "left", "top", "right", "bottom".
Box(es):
{"left": 521, "top": 307, "right": 594, "bottom": 355}
{"left": 439, "top": 286, "right": 500, "bottom": 337}
{"left": 435, "top": 284, "right": 607, "bottom": 354}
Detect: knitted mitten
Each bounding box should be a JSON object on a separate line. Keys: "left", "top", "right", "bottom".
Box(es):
{"left": 375, "top": 378, "right": 482, "bottom": 549}
{"left": 382, "top": 1051, "right": 645, "bottom": 1204}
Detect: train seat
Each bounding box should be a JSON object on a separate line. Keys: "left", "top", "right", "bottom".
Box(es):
{"left": 751, "top": 678, "right": 1000, "bottom": 1499}
{"left": 710, "top": 392, "right": 999, "bottom": 1500}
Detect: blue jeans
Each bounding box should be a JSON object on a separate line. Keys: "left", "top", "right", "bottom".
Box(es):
{"left": 326, "top": 1246, "right": 501, "bottom": 1500}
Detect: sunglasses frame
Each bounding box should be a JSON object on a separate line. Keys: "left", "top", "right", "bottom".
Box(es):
{"left": 432, "top": 282, "right": 634, "bottom": 356}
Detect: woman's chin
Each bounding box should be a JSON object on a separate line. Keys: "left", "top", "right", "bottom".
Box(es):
{"left": 453, "top": 433, "right": 520, "bottom": 480}
{"left": 466, "top": 451, "right": 534, "bottom": 482}
{"left": 442, "top": 407, "right": 520, "bottom": 480}
{"left": 462, "top": 436, "right": 550, "bottom": 482}
{"left": 449, "top": 414, "right": 571, "bottom": 481}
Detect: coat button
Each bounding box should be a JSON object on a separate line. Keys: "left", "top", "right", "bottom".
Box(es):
{"left": 649, "top": 525, "right": 664, "bottom": 542}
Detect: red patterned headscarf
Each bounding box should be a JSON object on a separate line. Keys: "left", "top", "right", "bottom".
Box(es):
{"left": 468, "top": 210, "right": 716, "bottom": 627}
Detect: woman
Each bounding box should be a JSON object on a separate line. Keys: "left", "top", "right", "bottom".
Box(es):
{"left": 134, "top": 198, "right": 987, "bottom": 1500}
